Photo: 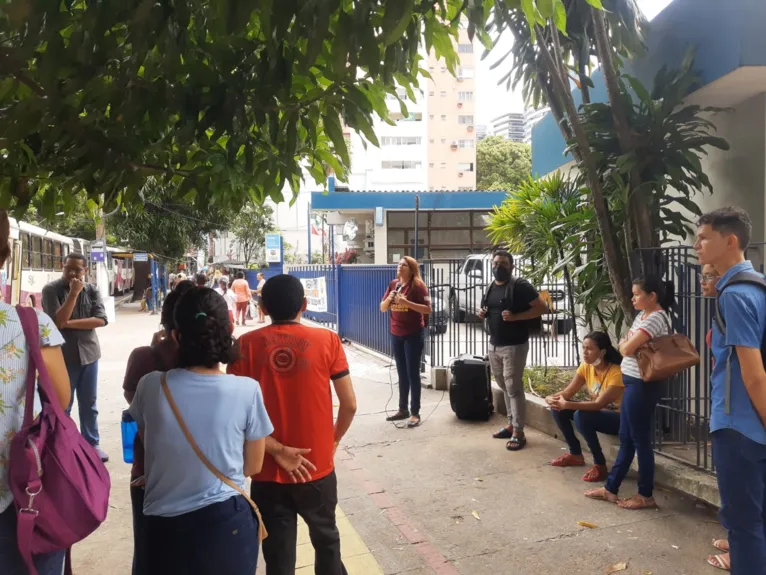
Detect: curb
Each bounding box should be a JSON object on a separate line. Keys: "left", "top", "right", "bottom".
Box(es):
{"left": 492, "top": 385, "right": 721, "bottom": 508}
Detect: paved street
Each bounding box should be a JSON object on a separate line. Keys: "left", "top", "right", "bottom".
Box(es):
{"left": 72, "top": 306, "right": 724, "bottom": 574}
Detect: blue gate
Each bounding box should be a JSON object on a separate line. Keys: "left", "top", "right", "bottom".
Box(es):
{"left": 338, "top": 265, "right": 396, "bottom": 357}
{"left": 284, "top": 264, "right": 339, "bottom": 331}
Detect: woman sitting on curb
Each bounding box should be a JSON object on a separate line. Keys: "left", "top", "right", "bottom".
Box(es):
{"left": 546, "top": 331, "right": 624, "bottom": 483}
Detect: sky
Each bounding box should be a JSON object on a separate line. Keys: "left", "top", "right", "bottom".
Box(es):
{"left": 475, "top": 0, "right": 674, "bottom": 126}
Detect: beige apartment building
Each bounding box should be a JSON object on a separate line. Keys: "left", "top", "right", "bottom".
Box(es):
{"left": 426, "top": 28, "right": 477, "bottom": 191}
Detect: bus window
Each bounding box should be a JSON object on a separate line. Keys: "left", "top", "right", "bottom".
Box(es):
{"left": 43, "top": 239, "right": 53, "bottom": 270}
{"left": 21, "top": 233, "right": 30, "bottom": 269}
{"left": 54, "top": 242, "right": 63, "bottom": 270}
{"left": 31, "top": 236, "right": 42, "bottom": 269}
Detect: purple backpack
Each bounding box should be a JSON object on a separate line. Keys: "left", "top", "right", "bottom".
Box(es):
{"left": 8, "top": 306, "right": 111, "bottom": 575}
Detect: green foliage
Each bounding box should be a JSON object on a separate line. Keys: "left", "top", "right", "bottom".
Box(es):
{"left": 110, "top": 178, "right": 233, "bottom": 259}
{"left": 25, "top": 192, "right": 98, "bottom": 240}
{"left": 523, "top": 366, "right": 583, "bottom": 399}
{"left": 476, "top": 136, "right": 531, "bottom": 191}
{"left": 230, "top": 203, "right": 275, "bottom": 267}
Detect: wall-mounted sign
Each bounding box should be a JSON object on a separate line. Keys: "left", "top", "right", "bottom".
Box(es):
{"left": 375, "top": 207, "right": 384, "bottom": 226}
{"left": 134, "top": 253, "right": 149, "bottom": 262}
{"left": 299, "top": 277, "right": 327, "bottom": 312}
{"left": 90, "top": 249, "right": 105, "bottom": 263}
{"left": 265, "top": 234, "right": 282, "bottom": 264}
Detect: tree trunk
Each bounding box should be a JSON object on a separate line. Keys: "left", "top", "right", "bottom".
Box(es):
{"left": 591, "top": 8, "right": 655, "bottom": 273}
{"left": 536, "top": 25, "right": 634, "bottom": 318}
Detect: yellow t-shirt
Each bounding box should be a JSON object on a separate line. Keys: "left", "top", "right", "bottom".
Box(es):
{"left": 575, "top": 362, "right": 624, "bottom": 410}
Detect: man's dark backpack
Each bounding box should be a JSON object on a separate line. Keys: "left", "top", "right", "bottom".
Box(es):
{"left": 714, "top": 271, "right": 766, "bottom": 415}
{"left": 480, "top": 276, "right": 543, "bottom": 335}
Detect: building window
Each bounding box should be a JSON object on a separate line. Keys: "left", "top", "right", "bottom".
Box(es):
{"left": 382, "top": 160, "right": 422, "bottom": 170}
{"left": 441, "top": 66, "right": 447, "bottom": 72}
{"left": 381, "top": 136, "right": 422, "bottom": 146}
{"left": 440, "top": 114, "right": 447, "bottom": 121}
{"left": 429, "top": 138, "right": 434, "bottom": 144}
{"left": 441, "top": 138, "right": 446, "bottom": 144}
{"left": 457, "top": 162, "right": 475, "bottom": 172}
{"left": 458, "top": 67, "right": 474, "bottom": 79}
{"left": 458, "top": 139, "right": 474, "bottom": 148}
{"left": 440, "top": 162, "right": 447, "bottom": 169}
{"left": 429, "top": 162, "right": 434, "bottom": 168}
{"left": 429, "top": 65, "right": 435, "bottom": 71}
{"left": 458, "top": 91, "right": 473, "bottom": 101}
{"left": 458, "top": 43, "right": 473, "bottom": 54}
{"left": 429, "top": 114, "right": 434, "bottom": 120}
{"left": 458, "top": 186, "right": 473, "bottom": 191}
{"left": 458, "top": 115, "right": 474, "bottom": 125}
{"left": 429, "top": 90, "right": 434, "bottom": 96}
{"left": 440, "top": 91, "right": 447, "bottom": 97}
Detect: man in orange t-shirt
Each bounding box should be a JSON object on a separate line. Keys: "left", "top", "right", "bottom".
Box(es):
{"left": 228, "top": 274, "right": 357, "bottom": 575}
{"left": 230, "top": 271, "right": 253, "bottom": 326}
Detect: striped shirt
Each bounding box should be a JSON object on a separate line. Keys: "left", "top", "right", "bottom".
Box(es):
{"left": 621, "top": 310, "right": 672, "bottom": 380}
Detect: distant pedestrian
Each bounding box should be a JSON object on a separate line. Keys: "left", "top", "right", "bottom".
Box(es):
{"left": 479, "top": 251, "right": 547, "bottom": 451}
{"left": 215, "top": 278, "right": 237, "bottom": 327}
{"left": 586, "top": 276, "right": 674, "bottom": 510}
{"left": 195, "top": 272, "right": 208, "bottom": 288}
{"left": 231, "top": 272, "right": 252, "bottom": 326}
{"left": 695, "top": 207, "right": 766, "bottom": 575}
{"left": 0, "top": 211, "right": 72, "bottom": 574}
{"left": 255, "top": 273, "right": 267, "bottom": 323}
{"left": 380, "top": 256, "right": 432, "bottom": 428}
{"left": 42, "top": 253, "right": 110, "bottom": 462}
{"left": 123, "top": 279, "right": 194, "bottom": 575}
{"left": 129, "top": 287, "right": 273, "bottom": 575}
{"left": 229, "top": 274, "right": 357, "bottom": 575}
{"left": 546, "top": 332, "right": 623, "bottom": 483}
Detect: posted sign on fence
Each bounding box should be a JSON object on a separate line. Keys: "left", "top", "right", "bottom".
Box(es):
{"left": 300, "top": 277, "right": 328, "bottom": 312}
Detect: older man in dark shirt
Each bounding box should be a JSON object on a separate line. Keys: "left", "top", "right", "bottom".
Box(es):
{"left": 42, "top": 253, "right": 109, "bottom": 461}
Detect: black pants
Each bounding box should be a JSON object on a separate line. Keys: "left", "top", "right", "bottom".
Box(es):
{"left": 143, "top": 495, "right": 260, "bottom": 575}
{"left": 130, "top": 485, "right": 146, "bottom": 575}
{"left": 251, "top": 471, "right": 347, "bottom": 575}
{"left": 392, "top": 329, "right": 425, "bottom": 416}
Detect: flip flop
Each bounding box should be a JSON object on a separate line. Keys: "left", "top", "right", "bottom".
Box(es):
{"left": 712, "top": 539, "right": 729, "bottom": 552}
{"left": 493, "top": 427, "right": 514, "bottom": 439}
{"left": 707, "top": 553, "right": 730, "bottom": 571}
{"left": 506, "top": 436, "right": 527, "bottom": 451}
{"left": 584, "top": 488, "right": 619, "bottom": 503}
{"left": 617, "top": 494, "right": 658, "bottom": 510}
{"left": 407, "top": 416, "right": 421, "bottom": 428}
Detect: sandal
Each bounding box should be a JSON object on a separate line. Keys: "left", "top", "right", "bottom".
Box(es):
{"left": 584, "top": 487, "right": 619, "bottom": 503}
{"left": 550, "top": 453, "right": 585, "bottom": 467}
{"left": 712, "top": 539, "right": 729, "bottom": 552}
{"left": 618, "top": 494, "right": 658, "bottom": 510}
{"left": 386, "top": 410, "right": 409, "bottom": 422}
{"left": 582, "top": 464, "right": 608, "bottom": 483}
{"left": 493, "top": 426, "right": 514, "bottom": 439}
{"left": 506, "top": 435, "right": 527, "bottom": 451}
{"left": 407, "top": 415, "right": 421, "bottom": 428}
{"left": 707, "top": 553, "right": 730, "bottom": 571}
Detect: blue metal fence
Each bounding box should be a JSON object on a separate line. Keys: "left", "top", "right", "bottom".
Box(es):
{"left": 285, "top": 264, "right": 339, "bottom": 331}
{"left": 338, "top": 265, "right": 396, "bottom": 356}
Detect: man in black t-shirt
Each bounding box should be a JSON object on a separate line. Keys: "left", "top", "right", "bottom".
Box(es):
{"left": 479, "top": 251, "right": 547, "bottom": 452}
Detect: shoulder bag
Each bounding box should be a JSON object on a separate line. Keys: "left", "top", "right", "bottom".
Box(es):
{"left": 635, "top": 311, "right": 700, "bottom": 382}
{"left": 160, "top": 373, "right": 268, "bottom": 541}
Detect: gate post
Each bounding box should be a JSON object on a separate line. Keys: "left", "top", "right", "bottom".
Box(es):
{"left": 334, "top": 264, "right": 342, "bottom": 335}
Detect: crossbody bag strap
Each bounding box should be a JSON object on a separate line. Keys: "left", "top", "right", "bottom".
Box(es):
{"left": 160, "top": 373, "right": 268, "bottom": 541}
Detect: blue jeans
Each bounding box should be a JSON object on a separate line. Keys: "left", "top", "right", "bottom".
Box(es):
{"left": 143, "top": 495, "right": 259, "bottom": 575}
{"left": 65, "top": 361, "right": 100, "bottom": 446}
{"left": 605, "top": 375, "right": 662, "bottom": 497}
{"left": 712, "top": 428, "right": 766, "bottom": 575}
{"left": 392, "top": 329, "right": 425, "bottom": 416}
{"left": 0, "top": 506, "right": 65, "bottom": 575}
{"left": 550, "top": 408, "right": 621, "bottom": 465}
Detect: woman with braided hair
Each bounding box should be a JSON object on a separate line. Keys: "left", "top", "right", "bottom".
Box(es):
{"left": 128, "top": 287, "right": 273, "bottom": 574}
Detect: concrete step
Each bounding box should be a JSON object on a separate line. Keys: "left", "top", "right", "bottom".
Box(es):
{"left": 492, "top": 385, "right": 721, "bottom": 508}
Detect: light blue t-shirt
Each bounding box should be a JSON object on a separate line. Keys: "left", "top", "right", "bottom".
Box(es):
{"left": 129, "top": 369, "right": 274, "bottom": 517}
{"left": 711, "top": 260, "right": 766, "bottom": 445}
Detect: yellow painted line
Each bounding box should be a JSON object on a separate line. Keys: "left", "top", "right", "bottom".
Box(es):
{"left": 295, "top": 506, "right": 383, "bottom": 575}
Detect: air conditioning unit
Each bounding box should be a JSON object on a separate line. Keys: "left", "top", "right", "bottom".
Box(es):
{"left": 467, "top": 125, "right": 474, "bottom": 132}
{"left": 458, "top": 172, "right": 464, "bottom": 178}
{"left": 363, "top": 235, "right": 375, "bottom": 253}
{"left": 457, "top": 102, "right": 463, "bottom": 108}
{"left": 450, "top": 141, "right": 458, "bottom": 149}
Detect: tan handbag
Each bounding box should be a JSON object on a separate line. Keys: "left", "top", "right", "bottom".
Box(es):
{"left": 634, "top": 312, "right": 700, "bottom": 382}
{"left": 160, "top": 373, "right": 268, "bottom": 541}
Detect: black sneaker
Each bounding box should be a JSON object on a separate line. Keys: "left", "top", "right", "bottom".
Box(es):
{"left": 385, "top": 410, "right": 409, "bottom": 422}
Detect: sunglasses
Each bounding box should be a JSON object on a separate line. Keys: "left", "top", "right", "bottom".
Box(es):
{"left": 700, "top": 274, "right": 720, "bottom": 283}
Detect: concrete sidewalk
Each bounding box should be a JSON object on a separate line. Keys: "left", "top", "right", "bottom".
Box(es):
{"left": 338, "top": 345, "right": 723, "bottom": 575}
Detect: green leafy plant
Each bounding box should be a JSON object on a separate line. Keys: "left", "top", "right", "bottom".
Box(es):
{"left": 476, "top": 136, "right": 531, "bottom": 191}
{"left": 229, "top": 203, "right": 275, "bottom": 268}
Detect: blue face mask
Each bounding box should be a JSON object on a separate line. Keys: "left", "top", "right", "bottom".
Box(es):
{"left": 493, "top": 266, "right": 511, "bottom": 282}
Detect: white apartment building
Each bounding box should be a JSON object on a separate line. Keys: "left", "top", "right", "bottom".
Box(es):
{"left": 523, "top": 107, "right": 550, "bottom": 144}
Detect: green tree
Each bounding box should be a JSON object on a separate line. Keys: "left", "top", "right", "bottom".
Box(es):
{"left": 230, "top": 204, "right": 275, "bottom": 268}
{"left": 476, "top": 136, "right": 531, "bottom": 191}
{"left": 472, "top": 1, "right": 728, "bottom": 317}
{"left": 109, "top": 179, "right": 233, "bottom": 259}
{"left": 25, "top": 192, "right": 99, "bottom": 240}
{"left": 0, "top": 0, "right": 563, "bottom": 217}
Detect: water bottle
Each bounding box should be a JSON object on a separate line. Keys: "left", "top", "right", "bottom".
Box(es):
{"left": 121, "top": 410, "right": 138, "bottom": 464}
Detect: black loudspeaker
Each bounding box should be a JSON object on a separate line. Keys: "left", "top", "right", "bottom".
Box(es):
{"left": 449, "top": 355, "right": 494, "bottom": 421}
